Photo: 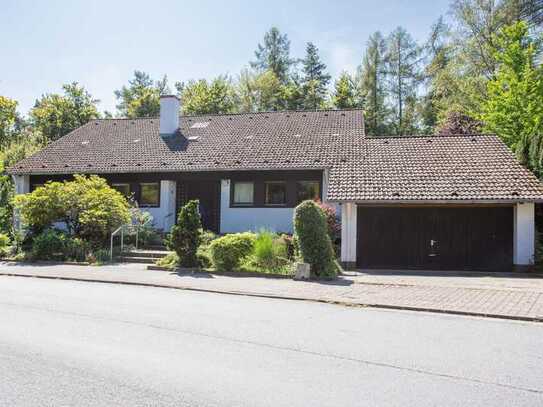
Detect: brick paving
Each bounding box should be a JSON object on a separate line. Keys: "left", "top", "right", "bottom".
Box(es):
{"left": 1, "top": 262, "right": 543, "bottom": 321}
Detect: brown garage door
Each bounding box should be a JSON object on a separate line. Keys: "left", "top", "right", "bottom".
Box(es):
{"left": 357, "top": 206, "right": 513, "bottom": 271}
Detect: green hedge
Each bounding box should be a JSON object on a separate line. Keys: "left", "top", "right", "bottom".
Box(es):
{"left": 209, "top": 232, "right": 256, "bottom": 271}
{"left": 293, "top": 200, "right": 337, "bottom": 278}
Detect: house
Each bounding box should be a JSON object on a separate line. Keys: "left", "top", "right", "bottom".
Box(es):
{"left": 8, "top": 95, "right": 543, "bottom": 272}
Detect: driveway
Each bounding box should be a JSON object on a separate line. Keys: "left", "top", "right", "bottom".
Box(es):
{"left": 0, "top": 276, "right": 542, "bottom": 406}
{"left": 1, "top": 262, "right": 543, "bottom": 321}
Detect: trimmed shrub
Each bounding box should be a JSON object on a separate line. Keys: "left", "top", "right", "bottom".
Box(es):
{"left": 209, "top": 232, "right": 256, "bottom": 271}
{"left": 31, "top": 229, "right": 67, "bottom": 260}
{"left": 252, "top": 231, "right": 288, "bottom": 271}
{"left": 64, "top": 237, "right": 90, "bottom": 262}
{"left": 166, "top": 200, "right": 202, "bottom": 267}
{"left": 293, "top": 200, "right": 337, "bottom": 278}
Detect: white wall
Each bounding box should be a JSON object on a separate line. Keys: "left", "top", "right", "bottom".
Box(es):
{"left": 11, "top": 175, "right": 29, "bottom": 232}
{"left": 514, "top": 202, "right": 535, "bottom": 266}
{"left": 340, "top": 202, "right": 357, "bottom": 266}
{"left": 144, "top": 180, "right": 176, "bottom": 232}
{"left": 219, "top": 179, "right": 294, "bottom": 233}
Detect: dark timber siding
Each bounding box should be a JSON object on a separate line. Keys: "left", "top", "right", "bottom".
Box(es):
{"left": 357, "top": 206, "right": 514, "bottom": 272}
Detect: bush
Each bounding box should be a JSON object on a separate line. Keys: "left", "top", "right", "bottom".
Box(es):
{"left": 293, "top": 200, "right": 337, "bottom": 278}
{"left": 251, "top": 231, "right": 289, "bottom": 271}
{"left": 31, "top": 229, "right": 67, "bottom": 260}
{"left": 314, "top": 200, "right": 341, "bottom": 245}
{"left": 279, "top": 233, "right": 295, "bottom": 261}
{"left": 166, "top": 200, "right": 202, "bottom": 267}
{"left": 156, "top": 252, "right": 179, "bottom": 269}
{"left": 210, "top": 232, "right": 256, "bottom": 272}
{"left": 14, "top": 175, "right": 131, "bottom": 245}
{"left": 0, "top": 232, "right": 10, "bottom": 257}
{"left": 64, "top": 237, "right": 90, "bottom": 262}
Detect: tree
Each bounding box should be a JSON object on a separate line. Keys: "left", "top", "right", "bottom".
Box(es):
{"left": 114, "top": 71, "right": 169, "bottom": 118}
{"left": 14, "top": 175, "right": 130, "bottom": 245}
{"left": 0, "top": 96, "right": 20, "bottom": 147}
{"left": 300, "top": 42, "right": 331, "bottom": 110}
{"left": 481, "top": 22, "right": 543, "bottom": 161}
{"left": 436, "top": 111, "right": 483, "bottom": 135}
{"left": 166, "top": 200, "right": 202, "bottom": 267}
{"left": 30, "top": 83, "right": 100, "bottom": 141}
{"left": 419, "top": 17, "right": 452, "bottom": 133}
{"left": 178, "top": 76, "right": 238, "bottom": 115}
{"left": 358, "top": 32, "right": 389, "bottom": 135}
{"left": 251, "top": 27, "right": 295, "bottom": 83}
{"left": 384, "top": 27, "right": 423, "bottom": 136}
{"left": 237, "top": 69, "right": 286, "bottom": 112}
{"left": 332, "top": 72, "right": 358, "bottom": 109}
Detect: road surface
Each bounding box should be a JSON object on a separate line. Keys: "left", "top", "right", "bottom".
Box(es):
{"left": 0, "top": 275, "right": 541, "bottom": 406}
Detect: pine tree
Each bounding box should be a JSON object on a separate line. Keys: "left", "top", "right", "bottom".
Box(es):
{"left": 359, "top": 31, "right": 389, "bottom": 136}
{"left": 251, "top": 27, "right": 295, "bottom": 83}
{"left": 384, "top": 27, "right": 423, "bottom": 136}
{"left": 300, "top": 42, "right": 331, "bottom": 110}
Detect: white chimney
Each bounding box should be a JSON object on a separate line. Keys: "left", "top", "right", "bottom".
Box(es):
{"left": 159, "top": 95, "right": 180, "bottom": 137}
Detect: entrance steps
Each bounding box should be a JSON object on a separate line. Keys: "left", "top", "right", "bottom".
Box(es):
{"left": 120, "top": 249, "right": 172, "bottom": 264}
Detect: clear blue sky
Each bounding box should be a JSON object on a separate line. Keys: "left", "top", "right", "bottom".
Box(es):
{"left": 1, "top": 0, "right": 451, "bottom": 115}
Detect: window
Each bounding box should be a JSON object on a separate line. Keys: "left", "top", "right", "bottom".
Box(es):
{"left": 233, "top": 182, "right": 254, "bottom": 205}
{"left": 140, "top": 183, "right": 160, "bottom": 207}
{"left": 297, "top": 181, "right": 320, "bottom": 203}
{"left": 265, "top": 181, "right": 287, "bottom": 205}
{"left": 112, "top": 183, "right": 131, "bottom": 198}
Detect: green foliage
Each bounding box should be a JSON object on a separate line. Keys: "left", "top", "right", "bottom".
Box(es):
{"left": 0, "top": 96, "right": 20, "bottom": 147}
{"left": 384, "top": 27, "right": 423, "bottom": 136}
{"left": 251, "top": 27, "right": 295, "bottom": 83}
{"left": 481, "top": 21, "right": 543, "bottom": 162}
{"left": 0, "top": 232, "right": 10, "bottom": 257}
{"left": 30, "top": 82, "right": 100, "bottom": 141}
{"left": 178, "top": 76, "right": 238, "bottom": 115}
{"left": 250, "top": 230, "right": 289, "bottom": 271}
{"left": 14, "top": 175, "right": 131, "bottom": 244}
{"left": 209, "top": 232, "right": 256, "bottom": 271}
{"left": 114, "top": 71, "right": 169, "bottom": 118}
{"left": 359, "top": 32, "right": 389, "bottom": 135}
{"left": 166, "top": 200, "right": 202, "bottom": 267}
{"left": 332, "top": 72, "right": 358, "bottom": 109}
{"left": 156, "top": 252, "right": 180, "bottom": 269}
{"left": 293, "top": 200, "right": 337, "bottom": 278}
{"left": 31, "top": 229, "right": 67, "bottom": 260}
{"left": 301, "top": 42, "right": 331, "bottom": 110}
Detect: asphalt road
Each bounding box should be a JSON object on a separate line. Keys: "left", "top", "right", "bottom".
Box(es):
{"left": 0, "top": 276, "right": 541, "bottom": 407}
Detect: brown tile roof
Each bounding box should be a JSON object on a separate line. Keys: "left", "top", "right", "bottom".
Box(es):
{"left": 327, "top": 134, "right": 543, "bottom": 202}
{"left": 8, "top": 109, "right": 543, "bottom": 202}
{"left": 8, "top": 110, "right": 363, "bottom": 175}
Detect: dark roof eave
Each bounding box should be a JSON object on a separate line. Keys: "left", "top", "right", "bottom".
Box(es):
{"left": 327, "top": 198, "right": 543, "bottom": 204}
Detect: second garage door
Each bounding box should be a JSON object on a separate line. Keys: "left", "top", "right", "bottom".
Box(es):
{"left": 357, "top": 206, "right": 513, "bottom": 271}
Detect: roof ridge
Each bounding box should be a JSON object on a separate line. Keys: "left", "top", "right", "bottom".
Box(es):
{"left": 92, "top": 108, "right": 364, "bottom": 121}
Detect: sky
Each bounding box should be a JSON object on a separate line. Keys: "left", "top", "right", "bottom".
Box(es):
{"left": 1, "top": 0, "right": 452, "bottom": 115}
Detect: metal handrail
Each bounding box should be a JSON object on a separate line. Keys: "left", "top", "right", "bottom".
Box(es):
{"left": 110, "top": 217, "right": 153, "bottom": 261}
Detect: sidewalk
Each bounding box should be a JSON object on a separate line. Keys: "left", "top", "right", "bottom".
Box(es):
{"left": 1, "top": 262, "right": 542, "bottom": 322}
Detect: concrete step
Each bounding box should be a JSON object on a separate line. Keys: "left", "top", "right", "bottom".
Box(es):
{"left": 119, "top": 256, "right": 157, "bottom": 264}
{"left": 143, "top": 245, "right": 169, "bottom": 251}
{"left": 121, "top": 250, "right": 172, "bottom": 259}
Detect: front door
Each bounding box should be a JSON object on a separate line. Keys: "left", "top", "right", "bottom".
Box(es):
{"left": 176, "top": 180, "right": 220, "bottom": 233}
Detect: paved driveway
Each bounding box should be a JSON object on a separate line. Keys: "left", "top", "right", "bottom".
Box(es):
{"left": 1, "top": 262, "right": 543, "bottom": 321}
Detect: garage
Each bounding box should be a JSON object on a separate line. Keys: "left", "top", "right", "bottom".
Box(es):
{"left": 356, "top": 206, "right": 514, "bottom": 271}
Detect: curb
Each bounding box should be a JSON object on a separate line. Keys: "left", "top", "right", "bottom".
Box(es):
{"left": 0, "top": 272, "right": 541, "bottom": 324}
